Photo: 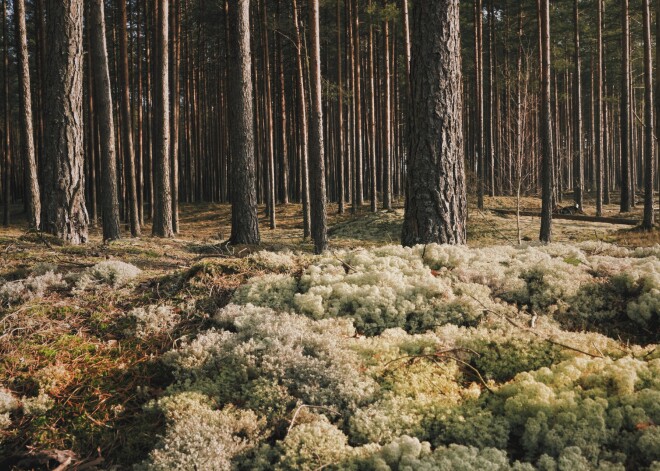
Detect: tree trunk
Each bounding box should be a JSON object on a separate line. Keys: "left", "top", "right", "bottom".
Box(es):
{"left": 152, "top": 0, "right": 174, "bottom": 237}
{"left": 12, "top": 0, "right": 39, "bottom": 228}
{"left": 572, "top": 0, "right": 584, "bottom": 210}
{"left": 595, "top": 0, "right": 604, "bottom": 216}
{"left": 118, "top": 0, "right": 140, "bottom": 236}
{"left": 368, "top": 0, "right": 377, "bottom": 213}
{"left": 382, "top": 17, "right": 392, "bottom": 210}
{"left": 474, "top": 0, "right": 485, "bottom": 210}
{"left": 228, "top": 0, "right": 260, "bottom": 245}
{"left": 43, "top": 0, "right": 88, "bottom": 244}
{"left": 539, "top": 0, "right": 553, "bottom": 242}
{"left": 641, "top": 0, "right": 654, "bottom": 229}
{"left": 89, "top": 0, "right": 121, "bottom": 241}
{"left": 620, "top": 0, "right": 631, "bottom": 213}
{"left": 352, "top": 0, "right": 363, "bottom": 209}
{"left": 308, "top": 0, "right": 328, "bottom": 254}
{"left": 337, "top": 0, "right": 345, "bottom": 214}
{"left": 2, "top": 0, "right": 8, "bottom": 227}
{"left": 260, "top": 0, "right": 276, "bottom": 229}
{"left": 402, "top": 0, "right": 466, "bottom": 246}
{"left": 170, "top": 0, "right": 180, "bottom": 233}
{"left": 292, "top": 0, "right": 310, "bottom": 238}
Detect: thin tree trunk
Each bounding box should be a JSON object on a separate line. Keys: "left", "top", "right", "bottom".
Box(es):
{"left": 118, "top": 0, "right": 140, "bottom": 236}
{"left": 308, "top": 0, "right": 328, "bottom": 254}
{"left": 14, "top": 0, "right": 40, "bottom": 228}
{"left": 539, "top": 0, "right": 553, "bottom": 242}
{"left": 292, "top": 0, "right": 310, "bottom": 238}
{"left": 474, "top": 0, "right": 484, "bottom": 210}
{"left": 152, "top": 0, "right": 173, "bottom": 237}
{"left": 260, "top": 0, "right": 276, "bottom": 229}
{"left": 277, "top": 0, "right": 289, "bottom": 205}
{"left": 337, "top": 0, "right": 345, "bottom": 214}
{"left": 572, "top": 0, "right": 584, "bottom": 209}
{"left": 383, "top": 17, "right": 392, "bottom": 210}
{"left": 89, "top": 0, "right": 121, "bottom": 241}
{"left": 620, "top": 0, "right": 631, "bottom": 213}
{"left": 595, "top": 0, "right": 604, "bottom": 216}
{"left": 170, "top": 0, "right": 180, "bottom": 233}
{"left": 352, "top": 0, "right": 363, "bottom": 209}
{"left": 2, "top": 0, "right": 8, "bottom": 227}
{"left": 642, "top": 0, "right": 655, "bottom": 229}
{"left": 368, "top": 0, "right": 377, "bottom": 213}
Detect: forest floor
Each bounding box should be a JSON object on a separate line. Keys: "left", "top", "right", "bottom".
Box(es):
{"left": 0, "top": 196, "right": 658, "bottom": 469}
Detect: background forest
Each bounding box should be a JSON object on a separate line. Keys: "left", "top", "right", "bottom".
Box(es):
{"left": 0, "top": 0, "right": 658, "bottom": 232}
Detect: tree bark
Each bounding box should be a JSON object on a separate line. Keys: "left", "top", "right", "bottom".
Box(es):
{"left": 152, "top": 0, "right": 174, "bottom": 237}
{"left": 228, "top": 0, "right": 260, "bottom": 245}
{"left": 402, "top": 0, "right": 467, "bottom": 246}
{"left": 308, "top": 0, "right": 328, "bottom": 254}
{"left": 43, "top": 0, "right": 89, "bottom": 244}
{"left": 14, "top": 0, "right": 40, "bottom": 229}
{"left": 89, "top": 0, "right": 121, "bottom": 241}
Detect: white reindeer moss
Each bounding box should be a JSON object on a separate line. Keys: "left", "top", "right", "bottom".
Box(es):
{"left": 0, "top": 271, "right": 66, "bottom": 306}
{"left": 139, "top": 244, "right": 659, "bottom": 470}
{"left": 230, "top": 242, "right": 659, "bottom": 336}
{"left": 73, "top": 260, "right": 142, "bottom": 291}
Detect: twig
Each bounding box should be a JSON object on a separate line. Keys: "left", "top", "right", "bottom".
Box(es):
{"left": 333, "top": 253, "right": 355, "bottom": 274}
{"left": 468, "top": 294, "right": 605, "bottom": 359}
{"left": 383, "top": 348, "right": 493, "bottom": 393}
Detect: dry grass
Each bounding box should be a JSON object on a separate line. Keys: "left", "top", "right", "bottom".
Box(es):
{"left": 0, "top": 197, "right": 657, "bottom": 468}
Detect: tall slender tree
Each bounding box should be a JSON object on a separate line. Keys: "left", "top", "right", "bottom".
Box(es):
{"left": 89, "top": 0, "right": 121, "bottom": 241}
{"left": 2, "top": 0, "right": 8, "bottom": 227}
{"left": 228, "top": 0, "right": 260, "bottom": 245}
{"left": 337, "top": 0, "right": 345, "bottom": 214}
{"left": 620, "top": 0, "right": 632, "bottom": 213}
{"left": 42, "top": 0, "right": 88, "bottom": 244}
{"left": 15, "top": 0, "right": 40, "bottom": 229}
{"left": 292, "top": 0, "right": 310, "bottom": 238}
{"left": 641, "top": 0, "right": 654, "bottom": 229}
{"left": 308, "top": 0, "right": 328, "bottom": 254}
{"left": 539, "top": 0, "right": 553, "bottom": 242}
{"left": 118, "top": 0, "right": 140, "bottom": 236}
{"left": 402, "top": 0, "right": 466, "bottom": 246}
{"left": 382, "top": 15, "right": 392, "bottom": 211}
{"left": 152, "top": 0, "right": 174, "bottom": 237}
{"left": 474, "top": 0, "right": 485, "bottom": 210}
{"left": 572, "top": 0, "right": 584, "bottom": 210}
{"left": 170, "top": 0, "right": 180, "bottom": 233}
{"left": 595, "top": 0, "right": 604, "bottom": 216}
